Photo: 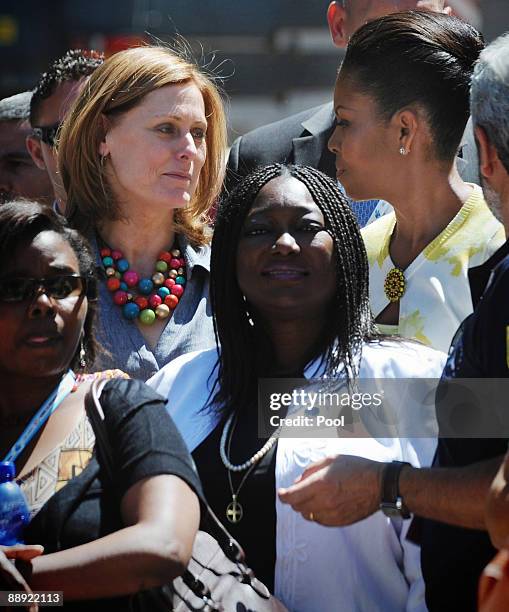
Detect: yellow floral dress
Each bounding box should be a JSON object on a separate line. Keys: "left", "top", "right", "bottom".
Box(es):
{"left": 361, "top": 185, "right": 505, "bottom": 352}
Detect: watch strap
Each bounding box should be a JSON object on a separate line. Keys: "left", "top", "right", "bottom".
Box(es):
{"left": 380, "top": 460, "right": 410, "bottom": 518}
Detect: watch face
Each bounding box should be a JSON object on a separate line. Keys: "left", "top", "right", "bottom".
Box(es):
{"left": 380, "top": 502, "right": 402, "bottom": 518}
{"left": 380, "top": 500, "right": 410, "bottom": 519}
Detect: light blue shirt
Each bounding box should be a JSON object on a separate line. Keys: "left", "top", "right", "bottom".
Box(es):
{"left": 349, "top": 199, "right": 380, "bottom": 228}
{"left": 90, "top": 233, "right": 216, "bottom": 381}
{"left": 336, "top": 181, "right": 389, "bottom": 228}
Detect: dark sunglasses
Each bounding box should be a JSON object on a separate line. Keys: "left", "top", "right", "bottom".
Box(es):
{"left": 0, "top": 274, "right": 97, "bottom": 303}
{"left": 32, "top": 122, "right": 62, "bottom": 147}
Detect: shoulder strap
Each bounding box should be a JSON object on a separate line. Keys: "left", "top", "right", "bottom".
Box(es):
{"left": 84, "top": 378, "right": 114, "bottom": 483}
{"left": 85, "top": 379, "right": 248, "bottom": 566}
{"left": 16, "top": 380, "right": 93, "bottom": 481}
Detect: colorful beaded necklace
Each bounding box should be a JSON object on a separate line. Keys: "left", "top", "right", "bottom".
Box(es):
{"left": 100, "top": 246, "right": 186, "bottom": 325}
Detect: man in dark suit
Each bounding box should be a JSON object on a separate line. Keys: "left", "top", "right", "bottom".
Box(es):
{"left": 227, "top": 0, "right": 478, "bottom": 224}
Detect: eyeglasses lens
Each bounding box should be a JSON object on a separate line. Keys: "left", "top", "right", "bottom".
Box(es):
{"left": 45, "top": 276, "right": 84, "bottom": 299}
{"left": 33, "top": 124, "right": 61, "bottom": 147}
{"left": 42, "top": 126, "right": 58, "bottom": 147}
{"left": 0, "top": 276, "right": 86, "bottom": 302}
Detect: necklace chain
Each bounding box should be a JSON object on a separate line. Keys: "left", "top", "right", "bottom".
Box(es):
{"left": 225, "top": 417, "right": 257, "bottom": 524}
{"left": 221, "top": 412, "right": 279, "bottom": 524}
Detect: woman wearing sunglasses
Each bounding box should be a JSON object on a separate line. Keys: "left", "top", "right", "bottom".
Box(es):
{"left": 0, "top": 200, "right": 202, "bottom": 610}
{"left": 58, "top": 46, "right": 227, "bottom": 380}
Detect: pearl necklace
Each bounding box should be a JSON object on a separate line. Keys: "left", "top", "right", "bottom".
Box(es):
{"left": 220, "top": 412, "right": 280, "bottom": 523}
{"left": 219, "top": 412, "right": 280, "bottom": 472}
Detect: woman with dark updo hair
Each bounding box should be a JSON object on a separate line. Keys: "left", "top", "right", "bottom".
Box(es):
{"left": 328, "top": 10, "right": 505, "bottom": 353}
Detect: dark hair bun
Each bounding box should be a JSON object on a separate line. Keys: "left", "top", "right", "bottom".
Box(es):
{"left": 341, "top": 11, "right": 484, "bottom": 161}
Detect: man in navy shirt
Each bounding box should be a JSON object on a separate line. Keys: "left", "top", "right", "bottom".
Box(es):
{"left": 428, "top": 34, "right": 509, "bottom": 605}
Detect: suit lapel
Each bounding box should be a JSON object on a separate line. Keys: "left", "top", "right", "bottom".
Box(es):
{"left": 293, "top": 134, "right": 327, "bottom": 167}
{"left": 292, "top": 102, "right": 337, "bottom": 179}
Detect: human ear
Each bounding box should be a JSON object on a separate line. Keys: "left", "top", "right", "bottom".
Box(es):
{"left": 392, "top": 109, "right": 419, "bottom": 155}
{"left": 26, "top": 135, "right": 47, "bottom": 171}
{"left": 98, "top": 114, "right": 111, "bottom": 158}
{"left": 417, "top": 0, "right": 452, "bottom": 14}
{"left": 475, "top": 125, "right": 500, "bottom": 180}
{"left": 327, "top": 1, "right": 348, "bottom": 48}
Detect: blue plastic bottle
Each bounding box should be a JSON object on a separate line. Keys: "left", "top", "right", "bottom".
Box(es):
{"left": 0, "top": 461, "right": 30, "bottom": 545}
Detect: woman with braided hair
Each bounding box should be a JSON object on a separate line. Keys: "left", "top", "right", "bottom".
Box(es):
{"left": 149, "top": 163, "right": 445, "bottom": 611}
{"left": 328, "top": 11, "right": 505, "bottom": 352}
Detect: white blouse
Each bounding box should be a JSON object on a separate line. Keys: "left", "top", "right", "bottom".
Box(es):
{"left": 148, "top": 341, "right": 446, "bottom": 612}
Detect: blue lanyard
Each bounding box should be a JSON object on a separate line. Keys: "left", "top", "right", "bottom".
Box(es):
{"left": 3, "top": 370, "right": 76, "bottom": 464}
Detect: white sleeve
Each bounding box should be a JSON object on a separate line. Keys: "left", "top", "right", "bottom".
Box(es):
{"left": 398, "top": 435, "right": 433, "bottom": 612}
{"left": 400, "top": 519, "right": 429, "bottom": 612}
{"left": 146, "top": 366, "right": 175, "bottom": 402}
{"left": 397, "top": 429, "right": 435, "bottom": 612}
{"left": 146, "top": 349, "right": 209, "bottom": 405}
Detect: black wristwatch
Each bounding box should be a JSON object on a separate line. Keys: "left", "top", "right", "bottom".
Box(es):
{"left": 379, "top": 461, "right": 411, "bottom": 519}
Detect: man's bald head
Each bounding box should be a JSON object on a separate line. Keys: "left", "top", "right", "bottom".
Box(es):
{"left": 0, "top": 91, "right": 31, "bottom": 122}
{"left": 328, "top": 0, "right": 449, "bottom": 48}
{"left": 342, "top": 0, "right": 445, "bottom": 14}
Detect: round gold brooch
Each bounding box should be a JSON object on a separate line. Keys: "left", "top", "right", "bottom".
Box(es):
{"left": 384, "top": 268, "right": 406, "bottom": 302}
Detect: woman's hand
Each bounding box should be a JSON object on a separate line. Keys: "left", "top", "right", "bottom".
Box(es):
{"left": 0, "top": 545, "right": 44, "bottom": 612}
{"left": 278, "top": 454, "right": 384, "bottom": 526}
